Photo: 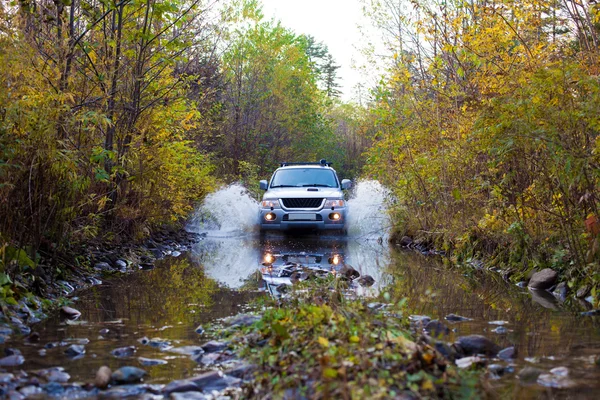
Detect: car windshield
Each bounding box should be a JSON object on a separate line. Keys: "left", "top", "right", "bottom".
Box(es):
{"left": 270, "top": 168, "right": 338, "bottom": 188}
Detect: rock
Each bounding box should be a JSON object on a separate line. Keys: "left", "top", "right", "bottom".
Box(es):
{"left": 518, "top": 366, "right": 543, "bottom": 383}
{"left": 552, "top": 282, "right": 568, "bottom": 301}
{"left": 27, "top": 332, "right": 40, "bottom": 342}
{"left": 516, "top": 281, "right": 528, "bottom": 288}
{"left": 224, "top": 363, "right": 257, "bottom": 380}
{"left": 576, "top": 285, "right": 590, "bottom": 298}
{"left": 4, "top": 348, "right": 21, "bottom": 356}
{"left": 99, "top": 328, "right": 110, "bottom": 335}
{"left": 455, "top": 335, "right": 500, "bottom": 356}
{"left": 168, "top": 346, "right": 204, "bottom": 356}
{"left": 100, "top": 384, "right": 151, "bottom": 398}
{"left": 537, "top": 373, "right": 576, "bottom": 388}
{"left": 339, "top": 265, "right": 360, "bottom": 280}
{"left": 94, "top": 262, "right": 112, "bottom": 271}
{"left": 194, "top": 325, "right": 204, "bottom": 335}
{"left": 456, "top": 356, "right": 483, "bottom": 369}
{"left": 225, "top": 314, "right": 260, "bottom": 328}
{"left": 163, "top": 379, "right": 203, "bottom": 395}
{"left": 95, "top": 366, "right": 112, "bottom": 389}
{"left": 147, "top": 338, "right": 171, "bottom": 350}
{"left": 60, "top": 306, "right": 81, "bottom": 319}
{"left": 498, "top": 346, "right": 517, "bottom": 360}
{"left": 445, "top": 313, "right": 472, "bottom": 322}
{"left": 0, "top": 372, "right": 15, "bottom": 383}
{"left": 357, "top": 275, "right": 375, "bottom": 287}
{"left": 111, "top": 366, "right": 147, "bottom": 384}
{"left": 171, "top": 392, "right": 210, "bottom": 400}
{"left": 0, "top": 324, "right": 13, "bottom": 335}
{"left": 38, "top": 349, "right": 46, "bottom": 356}
{"left": 434, "top": 341, "right": 457, "bottom": 361}
{"left": 111, "top": 346, "right": 136, "bottom": 358}
{"left": 200, "top": 340, "right": 228, "bottom": 353}
{"left": 115, "top": 260, "right": 128, "bottom": 270}
{"left": 19, "top": 385, "right": 43, "bottom": 397}
{"left": 550, "top": 366, "right": 569, "bottom": 376}
{"left": 398, "top": 236, "right": 413, "bottom": 247}
{"left": 140, "top": 263, "right": 155, "bottom": 270}
{"left": 43, "top": 382, "right": 65, "bottom": 397}
{"left": 138, "top": 336, "right": 150, "bottom": 345}
{"left": 64, "top": 344, "right": 85, "bottom": 357}
{"left": 488, "top": 320, "right": 508, "bottom": 325}
{"left": 138, "top": 357, "right": 168, "bottom": 366}
{"left": 190, "top": 370, "right": 241, "bottom": 392}
{"left": 488, "top": 364, "right": 507, "bottom": 378}
{"left": 491, "top": 326, "right": 508, "bottom": 334}
{"left": 527, "top": 268, "right": 558, "bottom": 290}
{"left": 409, "top": 315, "right": 431, "bottom": 324}
{"left": 424, "top": 320, "right": 449, "bottom": 336}
{"left": 0, "top": 355, "right": 25, "bottom": 366}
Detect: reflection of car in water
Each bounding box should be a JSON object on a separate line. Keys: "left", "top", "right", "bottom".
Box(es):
{"left": 259, "top": 238, "right": 348, "bottom": 297}
{"left": 258, "top": 160, "right": 351, "bottom": 234}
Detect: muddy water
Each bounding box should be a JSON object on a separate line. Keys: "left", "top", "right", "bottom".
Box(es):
{"left": 2, "top": 181, "right": 600, "bottom": 398}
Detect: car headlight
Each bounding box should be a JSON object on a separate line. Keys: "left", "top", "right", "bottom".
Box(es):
{"left": 324, "top": 199, "right": 345, "bottom": 208}
{"left": 261, "top": 199, "right": 281, "bottom": 209}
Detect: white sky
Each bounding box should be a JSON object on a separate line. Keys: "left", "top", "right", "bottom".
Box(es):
{"left": 260, "top": 0, "right": 378, "bottom": 101}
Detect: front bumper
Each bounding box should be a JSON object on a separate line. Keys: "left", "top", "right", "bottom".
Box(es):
{"left": 259, "top": 207, "right": 348, "bottom": 231}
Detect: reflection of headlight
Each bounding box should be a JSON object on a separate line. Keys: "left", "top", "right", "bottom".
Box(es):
{"left": 328, "top": 254, "right": 342, "bottom": 265}
{"left": 261, "top": 200, "right": 281, "bottom": 209}
{"left": 264, "top": 253, "right": 274, "bottom": 264}
{"left": 324, "top": 199, "right": 345, "bottom": 208}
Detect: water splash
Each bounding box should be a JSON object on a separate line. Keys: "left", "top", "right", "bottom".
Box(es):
{"left": 347, "top": 180, "right": 392, "bottom": 239}
{"left": 187, "top": 180, "right": 392, "bottom": 239}
{"left": 187, "top": 183, "right": 258, "bottom": 237}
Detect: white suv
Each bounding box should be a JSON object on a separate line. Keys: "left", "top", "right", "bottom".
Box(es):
{"left": 258, "top": 160, "right": 351, "bottom": 233}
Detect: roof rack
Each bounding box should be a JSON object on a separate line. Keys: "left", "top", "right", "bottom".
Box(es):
{"left": 280, "top": 159, "right": 332, "bottom": 167}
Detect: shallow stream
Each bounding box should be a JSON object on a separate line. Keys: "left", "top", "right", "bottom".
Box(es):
{"left": 2, "top": 182, "right": 600, "bottom": 398}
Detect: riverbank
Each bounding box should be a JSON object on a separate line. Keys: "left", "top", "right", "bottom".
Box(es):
{"left": 0, "top": 229, "right": 204, "bottom": 342}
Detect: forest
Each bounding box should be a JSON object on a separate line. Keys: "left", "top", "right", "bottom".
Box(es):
{"left": 1, "top": 0, "right": 600, "bottom": 294}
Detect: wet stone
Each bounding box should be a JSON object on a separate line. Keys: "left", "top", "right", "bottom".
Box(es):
{"left": 456, "top": 356, "right": 484, "bottom": 369}
{"left": 4, "top": 348, "right": 21, "bottom": 356}
{"left": 94, "top": 262, "right": 112, "bottom": 271}
{"left": 455, "top": 335, "right": 500, "bottom": 356}
{"left": 550, "top": 366, "right": 569, "bottom": 377}
{"left": 0, "top": 373, "right": 15, "bottom": 383}
{"left": 445, "top": 313, "right": 472, "bottom": 322}
{"left": 95, "top": 366, "right": 112, "bottom": 389}
{"left": 115, "top": 260, "right": 128, "bottom": 270}
{"left": 518, "top": 367, "right": 543, "bottom": 383}
{"left": 0, "top": 354, "right": 25, "bottom": 367}
{"left": 0, "top": 324, "right": 13, "bottom": 335}
{"left": 537, "top": 373, "right": 576, "bottom": 389}
{"left": 111, "top": 346, "right": 136, "bottom": 358}
{"left": 43, "top": 382, "right": 65, "bottom": 396}
{"left": 138, "top": 357, "right": 168, "bottom": 366}
{"left": 492, "top": 326, "right": 508, "bottom": 334}
{"left": 60, "top": 306, "right": 81, "bottom": 319}
{"left": 357, "top": 275, "right": 375, "bottom": 287}
{"left": 148, "top": 338, "right": 171, "bottom": 350}
{"left": 424, "top": 320, "right": 449, "bottom": 336}
{"left": 169, "top": 346, "right": 204, "bottom": 356}
{"left": 64, "top": 344, "right": 85, "bottom": 357}
{"left": 225, "top": 314, "right": 260, "bottom": 328}
{"left": 111, "top": 366, "right": 147, "bottom": 384}
{"left": 201, "top": 340, "right": 228, "bottom": 353}
{"left": 528, "top": 268, "right": 558, "bottom": 290}
{"left": 224, "top": 363, "right": 257, "bottom": 380}
{"left": 339, "top": 265, "right": 360, "bottom": 280}
{"left": 19, "top": 385, "right": 43, "bottom": 397}
{"left": 171, "top": 392, "right": 209, "bottom": 400}
{"left": 498, "top": 346, "right": 517, "bottom": 360}
{"left": 99, "top": 328, "right": 110, "bottom": 335}
{"left": 195, "top": 325, "right": 204, "bottom": 335}
{"left": 576, "top": 285, "right": 590, "bottom": 298}
{"left": 99, "top": 384, "right": 150, "bottom": 398}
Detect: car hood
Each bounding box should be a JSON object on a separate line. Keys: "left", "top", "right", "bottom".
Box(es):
{"left": 262, "top": 187, "right": 343, "bottom": 200}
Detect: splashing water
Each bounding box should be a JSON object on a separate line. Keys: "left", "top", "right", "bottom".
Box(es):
{"left": 347, "top": 180, "right": 393, "bottom": 239}
{"left": 187, "top": 180, "right": 392, "bottom": 239}
{"left": 187, "top": 183, "right": 259, "bottom": 237}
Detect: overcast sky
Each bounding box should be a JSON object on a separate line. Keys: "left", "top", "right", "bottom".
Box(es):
{"left": 260, "top": 0, "right": 376, "bottom": 101}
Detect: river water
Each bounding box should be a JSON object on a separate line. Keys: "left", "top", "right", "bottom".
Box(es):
{"left": 3, "top": 182, "right": 600, "bottom": 398}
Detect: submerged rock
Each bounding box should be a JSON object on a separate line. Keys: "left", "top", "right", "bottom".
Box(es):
{"left": 455, "top": 335, "right": 500, "bottom": 356}
{"left": 111, "top": 366, "right": 147, "bottom": 384}
{"left": 445, "top": 313, "right": 472, "bottom": 322}
{"left": 528, "top": 268, "right": 558, "bottom": 290}
{"left": 169, "top": 346, "right": 204, "bottom": 356}
{"left": 111, "top": 346, "right": 136, "bottom": 358}
{"left": 225, "top": 314, "right": 260, "bottom": 328}
{"left": 518, "top": 366, "right": 543, "bottom": 383}
{"left": 64, "top": 344, "right": 85, "bottom": 357}
{"left": 138, "top": 357, "right": 168, "bottom": 366}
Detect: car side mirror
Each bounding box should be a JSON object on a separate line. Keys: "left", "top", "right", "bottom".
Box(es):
{"left": 341, "top": 179, "right": 352, "bottom": 190}
{"left": 259, "top": 180, "right": 268, "bottom": 190}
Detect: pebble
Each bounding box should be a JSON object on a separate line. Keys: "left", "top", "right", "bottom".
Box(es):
{"left": 93, "top": 366, "right": 112, "bottom": 389}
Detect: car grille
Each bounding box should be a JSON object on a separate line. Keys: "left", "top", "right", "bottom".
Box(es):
{"left": 283, "top": 214, "right": 323, "bottom": 221}
{"left": 281, "top": 198, "right": 324, "bottom": 209}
